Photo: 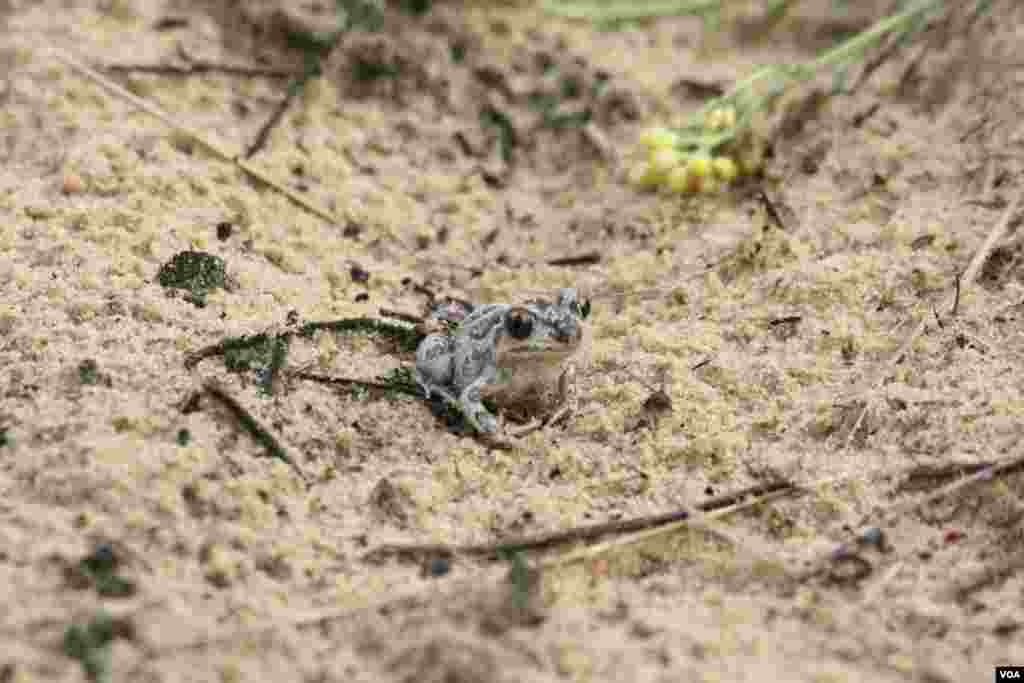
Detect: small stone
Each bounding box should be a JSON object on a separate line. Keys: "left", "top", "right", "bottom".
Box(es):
{"left": 860, "top": 526, "right": 886, "bottom": 549}
{"left": 62, "top": 172, "right": 86, "bottom": 195}
{"left": 350, "top": 263, "right": 371, "bottom": 284}
{"left": 342, "top": 220, "right": 362, "bottom": 239}
{"left": 422, "top": 556, "right": 451, "bottom": 578}
{"left": 83, "top": 543, "right": 119, "bottom": 574}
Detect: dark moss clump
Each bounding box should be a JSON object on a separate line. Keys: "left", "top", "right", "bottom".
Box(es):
{"left": 376, "top": 366, "right": 421, "bottom": 397}
{"left": 64, "top": 543, "right": 137, "bottom": 599}
{"left": 78, "top": 359, "right": 100, "bottom": 385}
{"left": 222, "top": 333, "right": 290, "bottom": 395}
{"left": 77, "top": 359, "right": 112, "bottom": 387}
{"left": 63, "top": 611, "right": 135, "bottom": 683}
{"left": 157, "top": 251, "right": 229, "bottom": 307}
{"left": 298, "top": 317, "right": 422, "bottom": 354}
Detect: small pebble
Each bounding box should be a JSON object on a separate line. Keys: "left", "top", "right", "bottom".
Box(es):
{"left": 342, "top": 221, "right": 362, "bottom": 239}
{"left": 83, "top": 543, "right": 119, "bottom": 573}
{"left": 422, "top": 556, "right": 451, "bottom": 578}
{"left": 350, "top": 264, "right": 371, "bottom": 284}
{"left": 62, "top": 172, "right": 86, "bottom": 195}
{"left": 860, "top": 526, "right": 886, "bottom": 548}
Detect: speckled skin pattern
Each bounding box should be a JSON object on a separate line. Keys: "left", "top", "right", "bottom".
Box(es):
{"left": 415, "top": 289, "right": 585, "bottom": 434}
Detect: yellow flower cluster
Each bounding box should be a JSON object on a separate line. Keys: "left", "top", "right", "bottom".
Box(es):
{"left": 705, "top": 107, "right": 736, "bottom": 131}
{"left": 628, "top": 107, "right": 748, "bottom": 195}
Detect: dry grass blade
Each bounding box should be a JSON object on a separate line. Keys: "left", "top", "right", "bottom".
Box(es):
{"left": 960, "top": 190, "right": 1024, "bottom": 286}
{"left": 882, "top": 451, "right": 1024, "bottom": 522}
{"left": 366, "top": 480, "right": 795, "bottom": 562}
{"left": 47, "top": 47, "right": 342, "bottom": 228}
{"left": 541, "top": 488, "right": 797, "bottom": 571}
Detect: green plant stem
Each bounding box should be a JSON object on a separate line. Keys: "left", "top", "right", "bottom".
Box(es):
{"left": 544, "top": 0, "right": 719, "bottom": 22}
{"left": 809, "top": 0, "right": 940, "bottom": 73}
{"left": 684, "top": 0, "right": 942, "bottom": 152}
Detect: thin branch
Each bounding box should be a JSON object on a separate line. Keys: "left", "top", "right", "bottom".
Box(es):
{"left": 245, "top": 59, "right": 322, "bottom": 158}
{"left": 202, "top": 380, "right": 305, "bottom": 480}
{"left": 883, "top": 452, "right": 1024, "bottom": 523}
{"left": 105, "top": 61, "right": 294, "bottom": 79}
{"left": 951, "top": 271, "right": 962, "bottom": 316}
{"left": 547, "top": 251, "right": 602, "bottom": 267}
{"left": 542, "top": 488, "right": 796, "bottom": 571}
{"left": 365, "top": 480, "right": 795, "bottom": 562}
{"left": 49, "top": 48, "right": 342, "bottom": 227}
{"left": 290, "top": 370, "right": 421, "bottom": 398}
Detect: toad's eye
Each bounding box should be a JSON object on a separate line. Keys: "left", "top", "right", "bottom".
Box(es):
{"left": 505, "top": 309, "right": 534, "bottom": 339}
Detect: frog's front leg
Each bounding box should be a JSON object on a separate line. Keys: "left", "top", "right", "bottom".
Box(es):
{"left": 415, "top": 333, "right": 455, "bottom": 399}
{"left": 458, "top": 367, "right": 499, "bottom": 435}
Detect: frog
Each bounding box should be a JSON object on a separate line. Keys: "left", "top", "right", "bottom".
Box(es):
{"left": 415, "top": 288, "right": 588, "bottom": 442}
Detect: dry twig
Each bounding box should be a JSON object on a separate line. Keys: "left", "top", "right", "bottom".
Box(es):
{"left": 49, "top": 48, "right": 342, "bottom": 227}
{"left": 366, "top": 480, "right": 795, "bottom": 563}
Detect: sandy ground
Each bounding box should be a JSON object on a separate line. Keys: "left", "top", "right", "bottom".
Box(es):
{"left": 2, "top": 0, "right": 1024, "bottom": 681}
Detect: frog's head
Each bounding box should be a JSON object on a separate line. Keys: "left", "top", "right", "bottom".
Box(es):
{"left": 498, "top": 288, "right": 587, "bottom": 362}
